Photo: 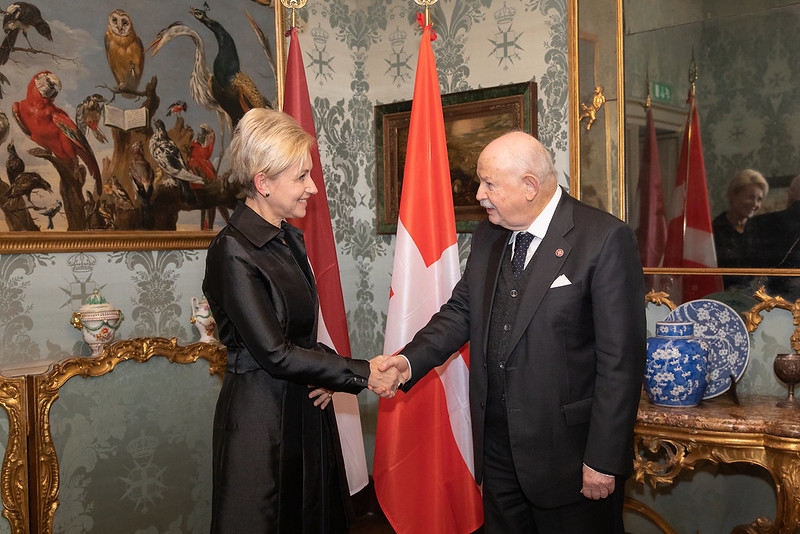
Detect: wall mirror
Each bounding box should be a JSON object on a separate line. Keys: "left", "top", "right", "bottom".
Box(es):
{"left": 569, "top": 0, "right": 624, "bottom": 219}
{"left": 572, "top": 0, "right": 800, "bottom": 305}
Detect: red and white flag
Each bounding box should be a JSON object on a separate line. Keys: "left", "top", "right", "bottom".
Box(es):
{"left": 635, "top": 105, "right": 667, "bottom": 268}
{"left": 373, "top": 16, "right": 483, "bottom": 534}
{"left": 284, "top": 25, "right": 368, "bottom": 496}
{"left": 663, "top": 90, "right": 723, "bottom": 301}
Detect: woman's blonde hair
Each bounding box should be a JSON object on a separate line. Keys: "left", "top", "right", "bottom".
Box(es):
{"left": 727, "top": 168, "right": 769, "bottom": 199}
{"left": 228, "top": 108, "right": 315, "bottom": 198}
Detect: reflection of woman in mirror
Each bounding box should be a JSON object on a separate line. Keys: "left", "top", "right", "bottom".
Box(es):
{"left": 712, "top": 169, "right": 768, "bottom": 289}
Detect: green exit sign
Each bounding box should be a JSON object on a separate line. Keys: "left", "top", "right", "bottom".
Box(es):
{"left": 651, "top": 82, "right": 673, "bottom": 102}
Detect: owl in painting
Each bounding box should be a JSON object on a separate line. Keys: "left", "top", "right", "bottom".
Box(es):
{"left": 104, "top": 9, "right": 144, "bottom": 95}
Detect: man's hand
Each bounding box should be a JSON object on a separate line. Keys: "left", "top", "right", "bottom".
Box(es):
{"left": 368, "top": 355, "right": 402, "bottom": 398}
{"left": 377, "top": 355, "right": 410, "bottom": 384}
{"left": 580, "top": 464, "right": 615, "bottom": 500}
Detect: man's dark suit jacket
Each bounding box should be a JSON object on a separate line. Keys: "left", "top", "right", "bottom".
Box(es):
{"left": 400, "top": 191, "right": 647, "bottom": 508}
{"left": 748, "top": 200, "right": 800, "bottom": 299}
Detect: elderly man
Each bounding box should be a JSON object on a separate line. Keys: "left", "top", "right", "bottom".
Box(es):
{"left": 381, "top": 131, "right": 646, "bottom": 533}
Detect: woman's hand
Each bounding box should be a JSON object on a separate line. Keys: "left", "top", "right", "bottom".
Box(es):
{"left": 308, "top": 386, "right": 334, "bottom": 409}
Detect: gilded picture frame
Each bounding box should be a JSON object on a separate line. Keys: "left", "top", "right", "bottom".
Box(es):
{"left": 0, "top": 1, "right": 286, "bottom": 253}
{"left": 374, "top": 81, "right": 537, "bottom": 234}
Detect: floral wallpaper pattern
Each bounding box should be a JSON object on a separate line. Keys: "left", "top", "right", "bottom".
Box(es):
{"left": 0, "top": 0, "right": 793, "bottom": 531}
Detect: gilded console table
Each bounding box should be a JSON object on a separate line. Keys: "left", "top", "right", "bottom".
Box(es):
{"left": 634, "top": 394, "right": 800, "bottom": 534}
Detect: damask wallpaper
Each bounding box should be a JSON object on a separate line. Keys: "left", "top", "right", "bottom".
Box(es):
{"left": 0, "top": 0, "right": 793, "bottom": 532}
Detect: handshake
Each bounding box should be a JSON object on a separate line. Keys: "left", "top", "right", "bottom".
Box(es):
{"left": 309, "top": 354, "right": 410, "bottom": 409}
{"left": 368, "top": 354, "right": 411, "bottom": 398}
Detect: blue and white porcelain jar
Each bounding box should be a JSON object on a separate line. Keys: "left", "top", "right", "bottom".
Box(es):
{"left": 644, "top": 321, "right": 708, "bottom": 407}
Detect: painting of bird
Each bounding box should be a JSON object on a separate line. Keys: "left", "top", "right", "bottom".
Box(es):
{"left": 129, "top": 141, "right": 153, "bottom": 201}
{"left": 0, "top": 2, "right": 52, "bottom": 65}
{"left": 75, "top": 93, "right": 108, "bottom": 144}
{"left": 6, "top": 140, "right": 24, "bottom": 183}
{"left": 12, "top": 71, "right": 102, "bottom": 191}
{"left": 104, "top": 9, "right": 145, "bottom": 95}
{"left": 2, "top": 170, "right": 50, "bottom": 204}
{"left": 166, "top": 100, "right": 188, "bottom": 117}
{"left": 149, "top": 118, "right": 203, "bottom": 186}
{"left": 147, "top": 22, "right": 233, "bottom": 161}
{"left": 190, "top": 4, "right": 270, "bottom": 125}
{"left": 106, "top": 174, "right": 135, "bottom": 210}
{"left": 129, "top": 140, "right": 154, "bottom": 228}
{"left": 188, "top": 123, "right": 215, "bottom": 182}
{"left": 32, "top": 198, "right": 61, "bottom": 229}
{"left": 188, "top": 123, "right": 220, "bottom": 230}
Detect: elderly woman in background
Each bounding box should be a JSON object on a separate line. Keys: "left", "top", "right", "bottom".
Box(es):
{"left": 203, "top": 108, "right": 400, "bottom": 533}
{"left": 712, "top": 168, "right": 769, "bottom": 289}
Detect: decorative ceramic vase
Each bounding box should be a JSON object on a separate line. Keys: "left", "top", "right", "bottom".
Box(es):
{"left": 70, "top": 289, "right": 124, "bottom": 356}
{"left": 644, "top": 321, "right": 709, "bottom": 407}
{"left": 190, "top": 296, "right": 218, "bottom": 343}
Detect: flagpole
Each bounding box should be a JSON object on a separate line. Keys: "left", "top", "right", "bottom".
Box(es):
{"left": 681, "top": 55, "right": 698, "bottom": 258}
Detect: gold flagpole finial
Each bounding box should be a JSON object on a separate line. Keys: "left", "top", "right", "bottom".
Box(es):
{"left": 414, "top": 0, "right": 438, "bottom": 27}
{"left": 280, "top": 0, "right": 307, "bottom": 29}
{"left": 644, "top": 73, "right": 651, "bottom": 110}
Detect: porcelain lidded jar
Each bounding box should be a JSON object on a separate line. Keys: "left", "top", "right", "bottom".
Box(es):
{"left": 643, "top": 321, "right": 709, "bottom": 407}
{"left": 190, "top": 296, "right": 218, "bottom": 344}
{"left": 70, "top": 289, "right": 124, "bottom": 356}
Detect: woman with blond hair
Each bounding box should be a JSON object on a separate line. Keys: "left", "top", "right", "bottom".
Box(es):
{"left": 712, "top": 168, "right": 769, "bottom": 289}
{"left": 203, "top": 108, "right": 400, "bottom": 533}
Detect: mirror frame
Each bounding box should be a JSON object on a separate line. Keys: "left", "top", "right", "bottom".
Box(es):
{"left": 569, "top": 0, "right": 800, "bottom": 287}
{"left": 0, "top": 3, "right": 286, "bottom": 254}
{"left": 568, "top": 0, "right": 626, "bottom": 218}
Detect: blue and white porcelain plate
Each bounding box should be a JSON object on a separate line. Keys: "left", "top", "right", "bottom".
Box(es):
{"left": 666, "top": 299, "right": 750, "bottom": 399}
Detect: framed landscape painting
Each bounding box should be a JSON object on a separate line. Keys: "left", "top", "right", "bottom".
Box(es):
{"left": 374, "top": 81, "right": 537, "bottom": 234}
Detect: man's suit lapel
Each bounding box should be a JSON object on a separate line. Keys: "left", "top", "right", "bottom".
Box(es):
{"left": 507, "top": 193, "right": 575, "bottom": 354}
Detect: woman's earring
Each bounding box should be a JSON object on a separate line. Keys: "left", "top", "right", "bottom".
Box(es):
{"left": 264, "top": 192, "right": 270, "bottom": 197}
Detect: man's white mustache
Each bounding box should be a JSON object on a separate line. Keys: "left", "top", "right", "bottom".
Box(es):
{"left": 480, "top": 200, "right": 495, "bottom": 209}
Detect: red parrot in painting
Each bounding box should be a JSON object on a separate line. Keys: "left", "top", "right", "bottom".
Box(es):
{"left": 12, "top": 70, "right": 102, "bottom": 194}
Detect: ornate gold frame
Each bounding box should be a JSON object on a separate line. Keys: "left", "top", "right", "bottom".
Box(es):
{"left": 568, "top": 0, "right": 626, "bottom": 217}
{"left": 637, "top": 289, "right": 800, "bottom": 533}
{"left": 26, "top": 338, "right": 226, "bottom": 533}
{"left": 0, "top": 4, "right": 286, "bottom": 254}
{"left": 0, "top": 375, "right": 28, "bottom": 534}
